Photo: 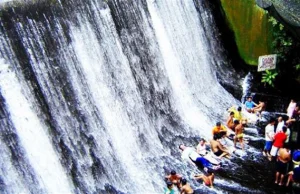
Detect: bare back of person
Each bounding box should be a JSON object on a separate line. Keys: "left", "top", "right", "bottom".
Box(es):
{"left": 278, "top": 148, "right": 291, "bottom": 163}
{"left": 181, "top": 183, "right": 194, "bottom": 194}
{"left": 210, "top": 139, "right": 219, "bottom": 153}
{"left": 234, "top": 123, "right": 244, "bottom": 150}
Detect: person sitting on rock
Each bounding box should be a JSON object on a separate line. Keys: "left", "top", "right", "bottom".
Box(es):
{"left": 194, "top": 169, "right": 215, "bottom": 188}
{"left": 244, "top": 96, "right": 257, "bottom": 113}
{"left": 212, "top": 122, "right": 227, "bottom": 136}
{"left": 226, "top": 112, "right": 235, "bottom": 130}
{"left": 210, "top": 134, "right": 230, "bottom": 159}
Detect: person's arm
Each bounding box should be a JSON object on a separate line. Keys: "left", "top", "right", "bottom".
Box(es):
{"left": 209, "top": 173, "right": 214, "bottom": 188}
{"left": 180, "top": 186, "right": 186, "bottom": 194}
{"left": 226, "top": 117, "right": 231, "bottom": 127}
{"left": 217, "top": 143, "right": 228, "bottom": 153}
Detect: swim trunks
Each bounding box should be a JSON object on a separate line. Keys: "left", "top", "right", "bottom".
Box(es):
{"left": 236, "top": 133, "right": 244, "bottom": 139}
{"left": 214, "top": 150, "right": 223, "bottom": 157}
{"left": 276, "top": 160, "right": 288, "bottom": 174}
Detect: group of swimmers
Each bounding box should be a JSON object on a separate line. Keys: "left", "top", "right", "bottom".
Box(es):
{"left": 164, "top": 104, "right": 252, "bottom": 193}
{"left": 164, "top": 97, "right": 300, "bottom": 193}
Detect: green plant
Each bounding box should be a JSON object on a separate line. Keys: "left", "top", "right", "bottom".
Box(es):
{"left": 268, "top": 16, "right": 293, "bottom": 63}
{"left": 261, "top": 70, "right": 278, "bottom": 87}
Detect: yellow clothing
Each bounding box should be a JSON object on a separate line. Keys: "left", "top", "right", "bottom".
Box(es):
{"left": 236, "top": 133, "right": 244, "bottom": 139}
{"left": 228, "top": 106, "right": 242, "bottom": 121}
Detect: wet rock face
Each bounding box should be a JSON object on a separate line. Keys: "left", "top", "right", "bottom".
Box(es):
{"left": 256, "top": 0, "right": 300, "bottom": 38}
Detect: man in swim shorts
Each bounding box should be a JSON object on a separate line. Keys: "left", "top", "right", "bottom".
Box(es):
{"left": 234, "top": 121, "right": 245, "bottom": 150}
{"left": 210, "top": 134, "right": 230, "bottom": 159}
{"left": 275, "top": 147, "right": 291, "bottom": 185}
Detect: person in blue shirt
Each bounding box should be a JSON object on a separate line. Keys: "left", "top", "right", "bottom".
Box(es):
{"left": 244, "top": 96, "right": 257, "bottom": 113}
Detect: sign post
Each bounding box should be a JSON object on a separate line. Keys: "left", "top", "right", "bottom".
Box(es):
{"left": 258, "top": 54, "right": 277, "bottom": 72}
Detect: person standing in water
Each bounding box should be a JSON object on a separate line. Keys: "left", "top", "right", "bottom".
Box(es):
{"left": 165, "top": 170, "right": 182, "bottom": 188}
{"left": 263, "top": 118, "right": 276, "bottom": 159}
{"left": 234, "top": 121, "right": 246, "bottom": 150}
{"left": 164, "top": 181, "right": 175, "bottom": 194}
{"left": 180, "top": 178, "right": 194, "bottom": 194}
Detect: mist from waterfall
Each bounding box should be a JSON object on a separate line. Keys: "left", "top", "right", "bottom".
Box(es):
{"left": 0, "top": 0, "right": 239, "bottom": 193}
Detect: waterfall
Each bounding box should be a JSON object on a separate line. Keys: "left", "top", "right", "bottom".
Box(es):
{"left": 0, "top": 0, "right": 240, "bottom": 193}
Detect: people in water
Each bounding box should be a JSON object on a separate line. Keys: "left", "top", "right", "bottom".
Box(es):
{"left": 180, "top": 178, "right": 194, "bottom": 194}
{"left": 275, "top": 147, "right": 291, "bottom": 186}
{"left": 244, "top": 96, "right": 257, "bottom": 113}
{"left": 194, "top": 169, "right": 215, "bottom": 188}
{"left": 226, "top": 112, "right": 235, "bottom": 130}
{"left": 164, "top": 181, "right": 175, "bottom": 194}
{"left": 196, "top": 138, "right": 208, "bottom": 156}
{"left": 234, "top": 120, "right": 246, "bottom": 150}
{"left": 165, "top": 170, "right": 182, "bottom": 188}
{"left": 210, "top": 134, "right": 230, "bottom": 159}
{"left": 212, "top": 122, "right": 227, "bottom": 136}
{"left": 228, "top": 106, "right": 243, "bottom": 121}
{"left": 253, "top": 100, "right": 266, "bottom": 116}
{"left": 196, "top": 138, "right": 220, "bottom": 165}
{"left": 179, "top": 144, "right": 220, "bottom": 171}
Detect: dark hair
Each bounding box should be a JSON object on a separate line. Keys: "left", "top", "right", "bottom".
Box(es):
{"left": 220, "top": 131, "right": 226, "bottom": 137}
{"left": 237, "top": 107, "right": 242, "bottom": 111}
{"left": 234, "top": 120, "right": 240, "bottom": 124}
{"left": 206, "top": 169, "right": 213, "bottom": 175}
{"left": 269, "top": 117, "right": 276, "bottom": 123}
{"left": 213, "top": 134, "right": 220, "bottom": 140}
{"left": 171, "top": 170, "right": 176, "bottom": 175}
{"left": 230, "top": 112, "right": 234, "bottom": 115}
{"left": 181, "top": 178, "right": 187, "bottom": 185}
{"left": 282, "top": 126, "right": 287, "bottom": 133}
{"left": 216, "top": 122, "right": 221, "bottom": 126}
{"left": 166, "top": 181, "right": 173, "bottom": 187}
{"left": 200, "top": 138, "right": 206, "bottom": 142}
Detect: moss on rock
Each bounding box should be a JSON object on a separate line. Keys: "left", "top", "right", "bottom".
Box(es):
{"left": 220, "top": 0, "right": 273, "bottom": 65}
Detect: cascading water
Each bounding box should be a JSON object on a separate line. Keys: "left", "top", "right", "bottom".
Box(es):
{"left": 0, "top": 0, "right": 273, "bottom": 193}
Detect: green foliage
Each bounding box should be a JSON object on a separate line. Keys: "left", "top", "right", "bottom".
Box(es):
{"left": 261, "top": 70, "right": 278, "bottom": 87}
{"left": 268, "top": 16, "right": 293, "bottom": 63}
{"left": 296, "top": 64, "right": 300, "bottom": 71}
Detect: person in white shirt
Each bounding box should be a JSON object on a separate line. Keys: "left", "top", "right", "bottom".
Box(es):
{"left": 263, "top": 118, "right": 276, "bottom": 159}
{"left": 179, "top": 144, "right": 220, "bottom": 171}
{"left": 276, "top": 116, "right": 285, "bottom": 133}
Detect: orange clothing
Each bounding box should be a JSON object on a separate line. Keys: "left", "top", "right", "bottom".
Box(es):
{"left": 212, "top": 125, "right": 227, "bottom": 135}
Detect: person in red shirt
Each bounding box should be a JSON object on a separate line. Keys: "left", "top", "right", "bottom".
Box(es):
{"left": 270, "top": 126, "right": 287, "bottom": 159}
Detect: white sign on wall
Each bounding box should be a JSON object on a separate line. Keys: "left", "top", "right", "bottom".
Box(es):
{"left": 258, "top": 54, "right": 277, "bottom": 72}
